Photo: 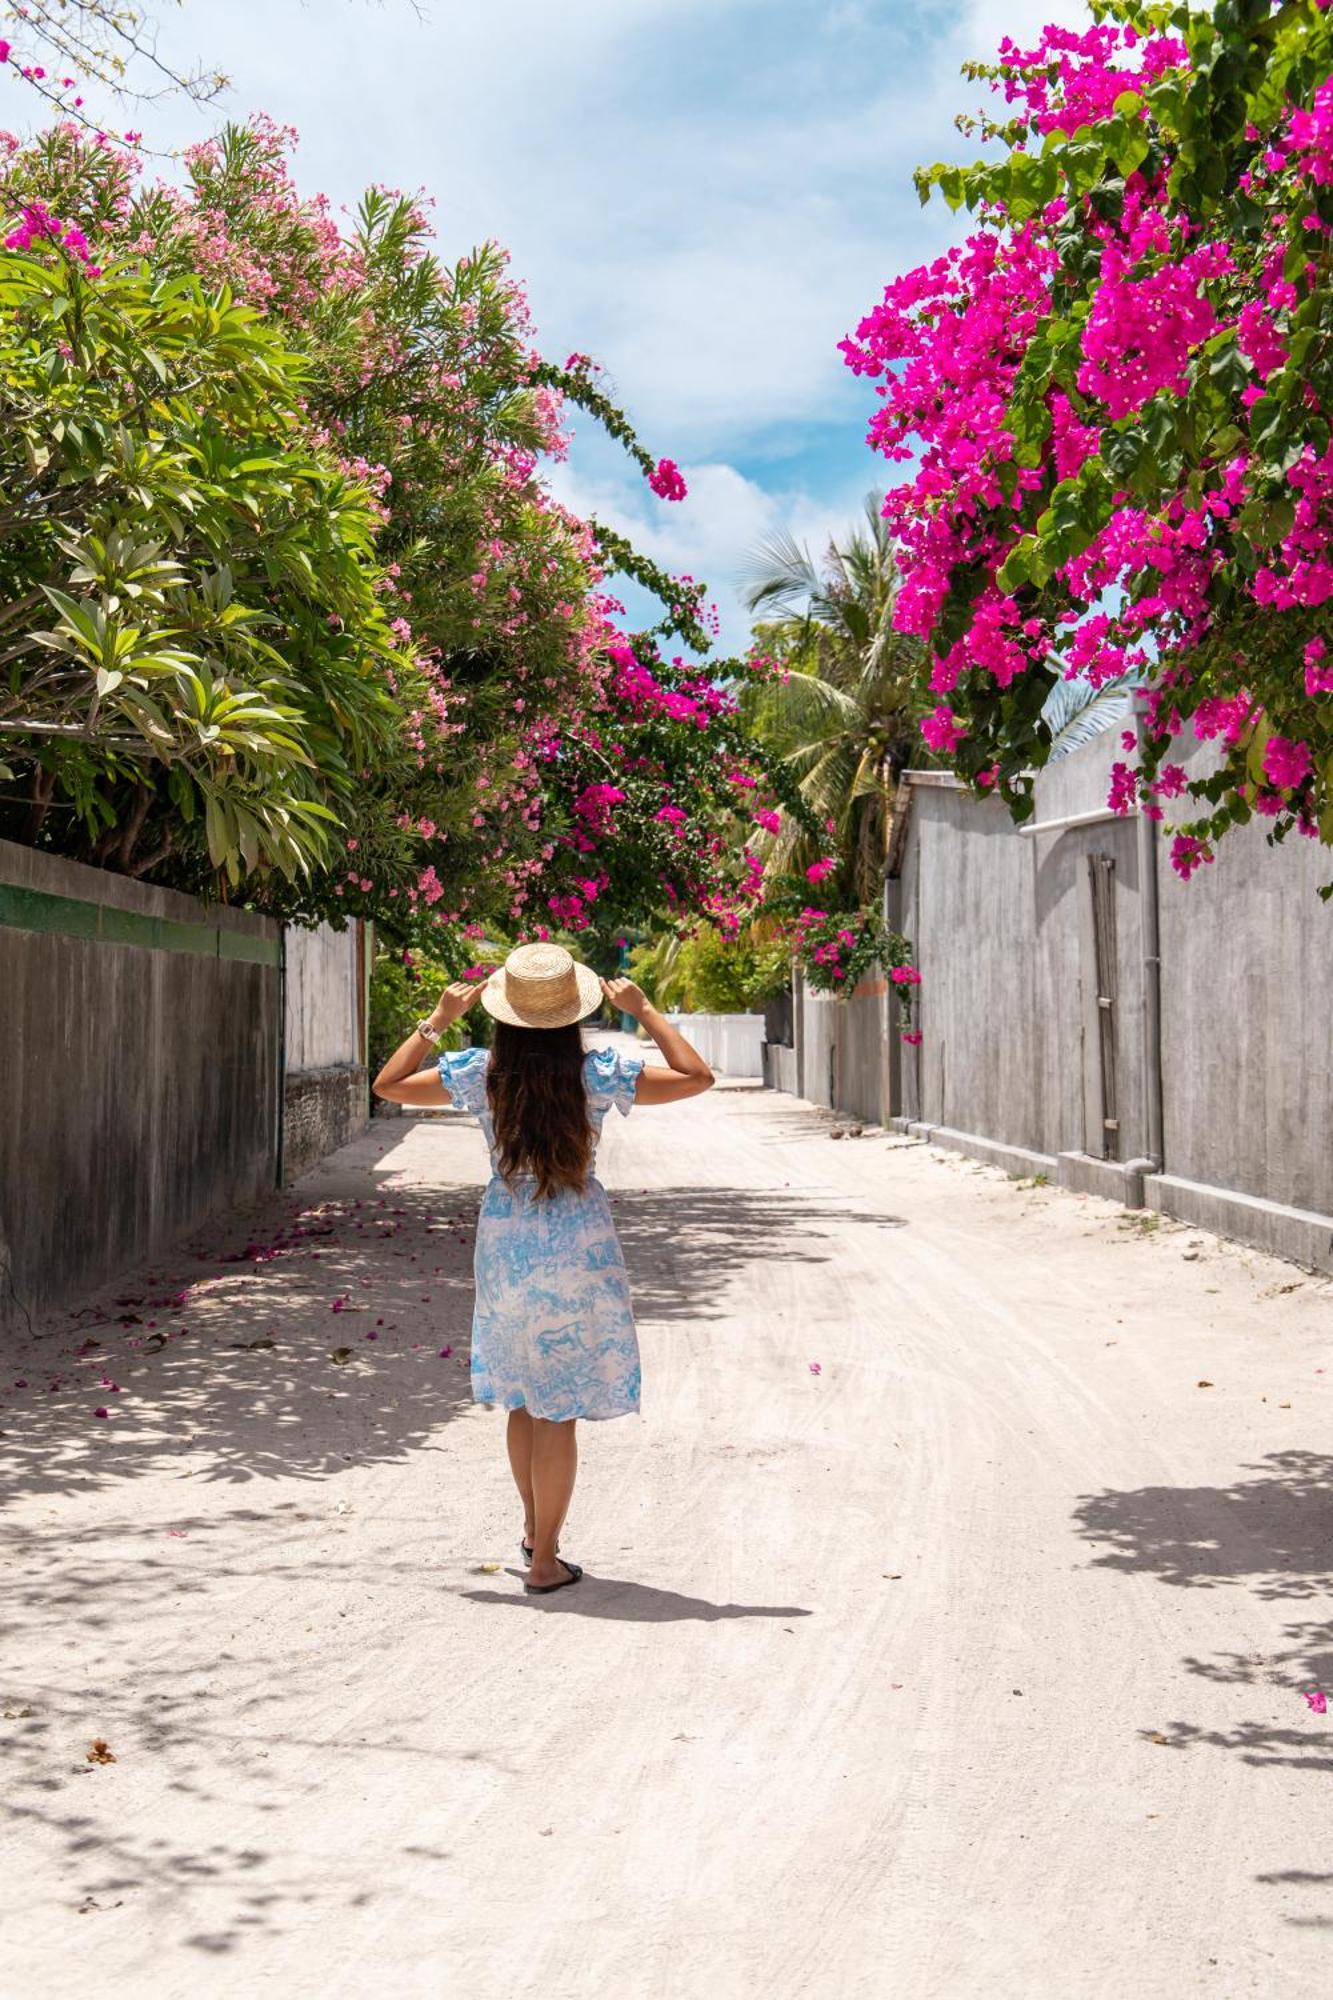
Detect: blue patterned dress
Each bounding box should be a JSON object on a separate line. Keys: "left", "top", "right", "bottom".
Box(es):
{"left": 436, "top": 1043, "right": 645, "bottom": 1421}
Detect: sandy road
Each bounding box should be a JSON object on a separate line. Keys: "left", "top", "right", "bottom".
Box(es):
{"left": 3, "top": 1049, "right": 1332, "bottom": 1999}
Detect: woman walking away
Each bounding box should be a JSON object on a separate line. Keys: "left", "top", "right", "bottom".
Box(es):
{"left": 372, "top": 944, "right": 713, "bottom": 1595}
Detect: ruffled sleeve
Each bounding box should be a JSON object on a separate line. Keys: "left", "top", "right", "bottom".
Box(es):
{"left": 436, "top": 1045, "right": 490, "bottom": 1114}
{"left": 585, "top": 1045, "right": 644, "bottom": 1118}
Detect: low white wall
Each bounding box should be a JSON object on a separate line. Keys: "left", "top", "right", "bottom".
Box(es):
{"left": 662, "top": 1011, "right": 765, "bottom": 1078}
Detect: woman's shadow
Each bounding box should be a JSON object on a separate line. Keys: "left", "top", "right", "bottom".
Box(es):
{"left": 459, "top": 1573, "right": 812, "bottom": 1622}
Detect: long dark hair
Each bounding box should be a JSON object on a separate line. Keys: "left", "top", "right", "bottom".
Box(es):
{"left": 486, "top": 1021, "right": 592, "bottom": 1200}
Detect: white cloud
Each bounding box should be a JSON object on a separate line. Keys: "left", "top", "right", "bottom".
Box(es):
{"left": 549, "top": 455, "right": 876, "bottom": 656}
{"left": 114, "top": 0, "right": 1093, "bottom": 648}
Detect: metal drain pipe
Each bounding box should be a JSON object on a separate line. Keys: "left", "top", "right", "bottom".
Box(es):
{"left": 1124, "top": 713, "right": 1163, "bottom": 1181}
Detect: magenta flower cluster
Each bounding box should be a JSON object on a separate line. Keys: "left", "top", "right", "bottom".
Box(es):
{"left": 843, "top": 13, "right": 1333, "bottom": 881}
{"left": 648, "top": 458, "right": 688, "bottom": 502}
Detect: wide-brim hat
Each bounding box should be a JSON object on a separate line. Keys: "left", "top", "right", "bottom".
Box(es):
{"left": 481, "top": 941, "right": 603, "bottom": 1029}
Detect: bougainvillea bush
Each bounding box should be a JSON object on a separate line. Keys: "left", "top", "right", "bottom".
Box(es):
{"left": 0, "top": 116, "right": 762, "bottom": 946}
{"left": 844, "top": 0, "right": 1333, "bottom": 886}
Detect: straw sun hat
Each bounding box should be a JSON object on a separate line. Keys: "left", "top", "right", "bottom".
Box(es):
{"left": 481, "top": 942, "right": 603, "bottom": 1030}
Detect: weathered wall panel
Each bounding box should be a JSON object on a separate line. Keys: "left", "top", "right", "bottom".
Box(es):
{"left": 0, "top": 840, "right": 279, "bottom": 1334}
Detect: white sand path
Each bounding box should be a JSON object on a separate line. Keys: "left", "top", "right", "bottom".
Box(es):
{"left": 3, "top": 1053, "right": 1331, "bottom": 1998}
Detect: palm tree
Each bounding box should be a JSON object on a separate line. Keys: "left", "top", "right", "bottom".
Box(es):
{"left": 741, "top": 494, "right": 927, "bottom": 905}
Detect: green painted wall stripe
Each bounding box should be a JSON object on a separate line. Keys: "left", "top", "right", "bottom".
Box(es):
{"left": 0, "top": 880, "right": 280, "bottom": 966}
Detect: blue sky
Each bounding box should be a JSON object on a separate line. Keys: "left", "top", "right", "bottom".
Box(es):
{"left": 49, "top": 0, "right": 1087, "bottom": 650}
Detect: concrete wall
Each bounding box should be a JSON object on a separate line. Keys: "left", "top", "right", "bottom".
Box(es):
{"left": 662, "top": 1011, "right": 765, "bottom": 1078}
{"left": 1146, "top": 749, "right": 1333, "bottom": 1262}
{"left": 791, "top": 972, "right": 893, "bottom": 1124}
{"left": 895, "top": 741, "right": 1146, "bottom": 1190}
{"left": 281, "top": 921, "right": 368, "bottom": 1180}
{"left": 884, "top": 733, "right": 1333, "bottom": 1267}
{"left": 0, "top": 840, "right": 280, "bottom": 1334}
{"left": 285, "top": 921, "right": 361, "bottom": 1071}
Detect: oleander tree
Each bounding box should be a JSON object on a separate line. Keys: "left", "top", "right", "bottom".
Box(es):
{"left": 0, "top": 116, "right": 780, "bottom": 943}
{"left": 843, "top": 0, "right": 1333, "bottom": 888}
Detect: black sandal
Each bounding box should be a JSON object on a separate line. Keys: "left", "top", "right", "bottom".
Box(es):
{"left": 524, "top": 1559, "right": 583, "bottom": 1595}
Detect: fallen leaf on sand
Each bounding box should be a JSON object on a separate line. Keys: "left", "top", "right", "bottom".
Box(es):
{"left": 1148, "top": 1732, "right": 1171, "bottom": 1745}
{"left": 1196, "top": 1380, "right": 1214, "bottom": 1388}
{"left": 329, "top": 1347, "right": 352, "bottom": 1365}
{"left": 477, "top": 1562, "right": 501, "bottom": 1574}
{"left": 86, "top": 1739, "right": 116, "bottom": 1765}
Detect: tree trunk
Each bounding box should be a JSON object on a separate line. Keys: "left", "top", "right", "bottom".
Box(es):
{"left": 116, "top": 785, "right": 153, "bottom": 870}
{"left": 22, "top": 765, "right": 55, "bottom": 843}
{"left": 126, "top": 827, "right": 174, "bottom": 879}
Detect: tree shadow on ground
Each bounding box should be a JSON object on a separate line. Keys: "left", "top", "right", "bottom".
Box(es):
{"left": 1, "top": 1493, "right": 517, "bottom": 1952}
{"left": 0, "top": 1120, "right": 907, "bottom": 1505}
{"left": 1073, "top": 1450, "right": 1333, "bottom": 1598}
{"left": 1073, "top": 1452, "right": 1333, "bottom": 1925}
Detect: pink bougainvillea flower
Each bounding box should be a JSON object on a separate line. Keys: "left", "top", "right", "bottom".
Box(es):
{"left": 921, "top": 704, "right": 966, "bottom": 754}
{"left": 1263, "top": 735, "right": 1313, "bottom": 791}
{"left": 1305, "top": 1689, "right": 1328, "bottom": 1715}
{"left": 93, "top": 1406, "right": 109, "bottom": 1419}
{"left": 1305, "top": 636, "right": 1333, "bottom": 695}
{"left": 808, "top": 1362, "right": 822, "bottom": 1375}
{"left": 331, "top": 1296, "right": 349, "bottom": 1313}
{"left": 901, "top": 1031, "right": 924, "bottom": 1046}
{"left": 805, "top": 858, "right": 836, "bottom": 883}
{"left": 438, "top": 1345, "right": 453, "bottom": 1358}
{"left": 647, "top": 457, "right": 687, "bottom": 502}
{"left": 890, "top": 966, "right": 922, "bottom": 986}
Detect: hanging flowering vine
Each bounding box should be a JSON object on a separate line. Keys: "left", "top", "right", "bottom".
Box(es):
{"left": 845, "top": 0, "right": 1333, "bottom": 889}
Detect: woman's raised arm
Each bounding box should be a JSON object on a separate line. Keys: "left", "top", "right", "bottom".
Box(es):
{"left": 600, "top": 977, "right": 714, "bottom": 1104}
{"left": 371, "top": 976, "right": 487, "bottom": 1107}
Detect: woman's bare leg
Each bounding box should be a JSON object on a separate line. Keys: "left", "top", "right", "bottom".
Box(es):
{"left": 526, "top": 1417, "right": 578, "bottom": 1587}
{"left": 506, "top": 1407, "right": 536, "bottom": 1548}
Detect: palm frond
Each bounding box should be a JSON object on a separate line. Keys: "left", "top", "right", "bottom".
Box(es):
{"left": 1042, "top": 671, "right": 1143, "bottom": 761}
{"left": 742, "top": 531, "right": 823, "bottom": 617}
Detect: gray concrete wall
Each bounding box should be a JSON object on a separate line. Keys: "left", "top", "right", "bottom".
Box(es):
{"left": 792, "top": 971, "right": 892, "bottom": 1125}
{"left": 0, "top": 840, "right": 280, "bottom": 1334}
{"left": 884, "top": 732, "right": 1333, "bottom": 1265}
{"left": 1155, "top": 747, "right": 1333, "bottom": 1221}
{"left": 894, "top": 750, "right": 1147, "bottom": 1189}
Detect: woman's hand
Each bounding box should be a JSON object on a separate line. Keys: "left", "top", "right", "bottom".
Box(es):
{"left": 600, "top": 975, "right": 648, "bottom": 1020}
{"left": 429, "top": 975, "right": 489, "bottom": 1028}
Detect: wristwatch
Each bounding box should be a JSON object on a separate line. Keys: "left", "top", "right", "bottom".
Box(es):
{"left": 416, "top": 1018, "right": 442, "bottom": 1045}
